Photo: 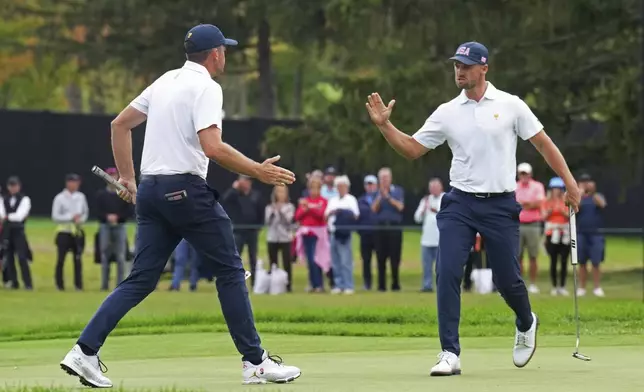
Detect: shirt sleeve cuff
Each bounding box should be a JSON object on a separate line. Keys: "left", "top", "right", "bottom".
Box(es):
{"left": 412, "top": 133, "right": 436, "bottom": 149}
{"left": 130, "top": 101, "right": 148, "bottom": 114}
{"left": 521, "top": 121, "right": 544, "bottom": 140}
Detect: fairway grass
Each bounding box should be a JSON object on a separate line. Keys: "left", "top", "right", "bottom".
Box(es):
{"left": 1, "top": 333, "right": 644, "bottom": 392}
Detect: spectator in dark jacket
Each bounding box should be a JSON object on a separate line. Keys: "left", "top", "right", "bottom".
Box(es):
{"left": 356, "top": 174, "right": 378, "bottom": 290}
{"left": 95, "top": 167, "right": 132, "bottom": 291}
{"left": 221, "top": 175, "right": 264, "bottom": 286}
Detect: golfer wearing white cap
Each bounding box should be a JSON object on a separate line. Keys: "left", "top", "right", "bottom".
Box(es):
{"left": 366, "top": 41, "right": 581, "bottom": 376}
{"left": 59, "top": 24, "right": 300, "bottom": 387}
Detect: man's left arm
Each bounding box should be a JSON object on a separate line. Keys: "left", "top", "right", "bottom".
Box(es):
{"left": 0, "top": 201, "right": 5, "bottom": 221}
{"left": 529, "top": 131, "right": 576, "bottom": 189}
{"left": 515, "top": 98, "right": 578, "bottom": 207}
{"left": 8, "top": 196, "right": 31, "bottom": 222}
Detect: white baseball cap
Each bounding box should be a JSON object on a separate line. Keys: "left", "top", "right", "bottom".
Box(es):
{"left": 517, "top": 162, "right": 532, "bottom": 174}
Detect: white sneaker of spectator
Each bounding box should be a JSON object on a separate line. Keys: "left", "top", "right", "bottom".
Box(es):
{"left": 593, "top": 287, "right": 605, "bottom": 297}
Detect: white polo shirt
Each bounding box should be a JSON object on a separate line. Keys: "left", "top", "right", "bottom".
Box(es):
{"left": 412, "top": 82, "right": 543, "bottom": 193}
{"left": 130, "top": 61, "right": 223, "bottom": 179}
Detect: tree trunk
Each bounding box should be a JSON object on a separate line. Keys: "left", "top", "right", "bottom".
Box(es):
{"left": 291, "top": 63, "right": 303, "bottom": 118}
{"left": 65, "top": 83, "right": 83, "bottom": 113}
{"left": 257, "top": 16, "right": 275, "bottom": 118}
{"left": 88, "top": 77, "right": 105, "bottom": 114}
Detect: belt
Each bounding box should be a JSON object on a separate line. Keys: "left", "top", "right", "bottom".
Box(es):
{"left": 139, "top": 173, "right": 204, "bottom": 182}
{"left": 452, "top": 188, "right": 513, "bottom": 199}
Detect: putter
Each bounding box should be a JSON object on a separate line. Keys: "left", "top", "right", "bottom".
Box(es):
{"left": 569, "top": 207, "right": 591, "bottom": 361}
{"left": 91, "top": 165, "right": 128, "bottom": 193}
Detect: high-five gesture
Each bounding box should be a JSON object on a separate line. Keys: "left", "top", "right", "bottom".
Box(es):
{"left": 366, "top": 93, "right": 396, "bottom": 126}
{"left": 256, "top": 155, "right": 296, "bottom": 186}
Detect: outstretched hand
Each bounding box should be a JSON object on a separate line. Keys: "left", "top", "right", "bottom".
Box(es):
{"left": 366, "top": 93, "right": 396, "bottom": 126}
{"left": 256, "top": 155, "right": 296, "bottom": 186}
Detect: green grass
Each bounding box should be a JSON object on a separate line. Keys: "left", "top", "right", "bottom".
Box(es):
{"left": 1, "top": 219, "right": 642, "bottom": 391}
{"left": 1, "top": 333, "right": 644, "bottom": 392}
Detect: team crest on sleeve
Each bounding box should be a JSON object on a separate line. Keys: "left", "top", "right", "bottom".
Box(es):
{"left": 494, "top": 113, "right": 499, "bottom": 120}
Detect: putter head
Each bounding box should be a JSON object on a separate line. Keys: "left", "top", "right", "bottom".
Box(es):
{"left": 572, "top": 352, "right": 591, "bottom": 361}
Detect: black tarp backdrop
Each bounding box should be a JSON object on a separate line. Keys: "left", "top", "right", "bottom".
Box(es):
{"left": 0, "top": 109, "right": 641, "bottom": 230}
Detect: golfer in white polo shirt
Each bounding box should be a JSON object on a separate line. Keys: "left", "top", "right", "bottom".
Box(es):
{"left": 59, "top": 24, "right": 300, "bottom": 387}
{"left": 366, "top": 41, "right": 581, "bottom": 376}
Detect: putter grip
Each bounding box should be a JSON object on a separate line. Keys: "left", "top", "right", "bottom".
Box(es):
{"left": 569, "top": 207, "right": 578, "bottom": 265}
{"left": 91, "top": 166, "right": 128, "bottom": 193}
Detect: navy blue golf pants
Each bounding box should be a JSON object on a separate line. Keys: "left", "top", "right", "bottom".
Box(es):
{"left": 78, "top": 174, "right": 263, "bottom": 364}
{"left": 436, "top": 189, "right": 534, "bottom": 356}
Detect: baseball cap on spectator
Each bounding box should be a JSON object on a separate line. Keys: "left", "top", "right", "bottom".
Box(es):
{"left": 184, "top": 24, "right": 238, "bottom": 54}
{"left": 7, "top": 176, "right": 20, "bottom": 185}
{"left": 578, "top": 173, "right": 593, "bottom": 182}
{"left": 364, "top": 175, "right": 377, "bottom": 184}
{"left": 105, "top": 167, "right": 118, "bottom": 175}
{"left": 324, "top": 166, "right": 336, "bottom": 176}
{"left": 548, "top": 177, "right": 565, "bottom": 189}
{"left": 66, "top": 173, "right": 81, "bottom": 182}
{"left": 517, "top": 162, "right": 532, "bottom": 174}
{"left": 449, "top": 42, "right": 489, "bottom": 66}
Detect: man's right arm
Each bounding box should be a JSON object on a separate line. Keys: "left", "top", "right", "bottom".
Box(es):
{"left": 377, "top": 121, "right": 431, "bottom": 160}
{"left": 194, "top": 84, "right": 261, "bottom": 177}
{"left": 199, "top": 125, "right": 262, "bottom": 177}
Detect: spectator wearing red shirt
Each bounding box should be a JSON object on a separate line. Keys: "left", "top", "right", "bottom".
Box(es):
{"left": 294, "top": 176, "right": 329, "bottom": 292}
{"left": 515, "top": 163, "right": 545, "bottom": 294}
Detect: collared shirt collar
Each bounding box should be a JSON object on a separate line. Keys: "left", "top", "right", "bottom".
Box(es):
{"left": 458, "top": 81, "right": 498, "bottom": 104}
{"left": 182, "top": 61, "right": 211, "bottom": 76}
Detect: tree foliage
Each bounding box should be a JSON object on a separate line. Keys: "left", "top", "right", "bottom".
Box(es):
{"left": 2, "top": 0, "right": 641, "bottom": 189}
{"left": 262, "top": 0, "right": 642, "bottom": 190}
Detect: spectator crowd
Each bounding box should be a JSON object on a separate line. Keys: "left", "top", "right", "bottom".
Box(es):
{"left": 0, "top": 163, "right": 608, "bottom": 297}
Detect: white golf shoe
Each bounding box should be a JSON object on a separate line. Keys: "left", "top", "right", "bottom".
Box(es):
{"left": 577, "top": 288, "right": 586, "bottom": 297}
{"left": 593, "top": 287, "right": 605, "bottom": 297}
{"left": 513, "top": 312, "right": 538, "bottom": 368}
{"left": 430, "top": 351, "right": 461, "bottom": 376}
{"left": 60, "top": 344, "right": 113, "bottom": 388}
{"left": 242, "top": 351, "right": 301, "bottom": 384}
{"left": 558, "top": 287, "right": 570, "bottom": 296}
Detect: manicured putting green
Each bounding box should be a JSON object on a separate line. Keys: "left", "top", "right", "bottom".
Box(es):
{"left": 1, "top": 333, "right": 643, "bottom": 392}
